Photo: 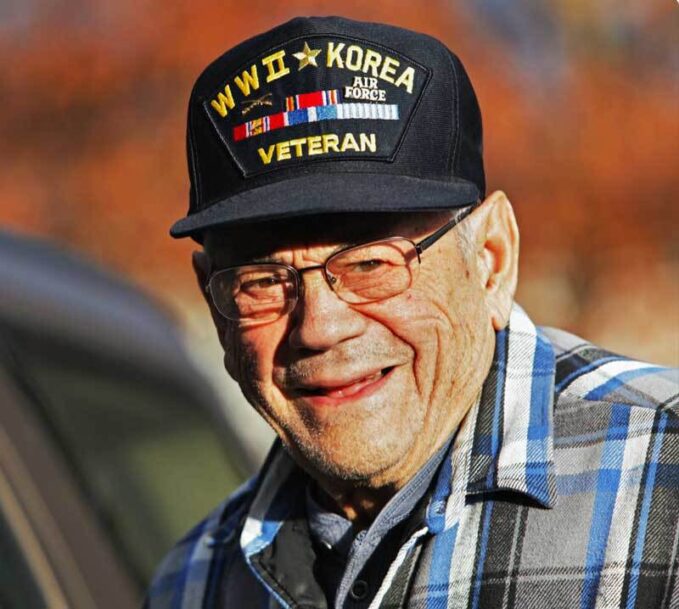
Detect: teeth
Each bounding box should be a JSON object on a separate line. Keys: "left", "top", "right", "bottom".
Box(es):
{"left": 364, "top": 371, "right": 383, "bottom": 382}
{"left": 297, "top": 367, "right": 394, "bottom": 398}
{"left": 322, "top": 370, "right": 385, "bottom": 398}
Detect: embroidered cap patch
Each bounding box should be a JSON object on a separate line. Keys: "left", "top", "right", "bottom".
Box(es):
{"left": 202, "top": 35, "right": 430, "bottom": 177}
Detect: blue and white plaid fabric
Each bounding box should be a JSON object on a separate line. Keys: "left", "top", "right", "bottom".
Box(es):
{"left": 145, "top": 305, "right": 679, "bottom": 609}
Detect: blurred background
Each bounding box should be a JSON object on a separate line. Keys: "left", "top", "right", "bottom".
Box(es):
{"left": 0, "top": 1, "right": 677, "bottom": 605}
{"left": 2, "top": 0, "right": 677, "bottom": 365}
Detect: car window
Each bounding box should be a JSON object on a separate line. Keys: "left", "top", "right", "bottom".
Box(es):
{"left": 7, "top": 330, "right": 245, "bottom": 585}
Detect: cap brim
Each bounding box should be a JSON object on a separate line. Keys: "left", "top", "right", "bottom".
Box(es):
{"left": 170, "top": 172, "right": 479, "bottom": 239}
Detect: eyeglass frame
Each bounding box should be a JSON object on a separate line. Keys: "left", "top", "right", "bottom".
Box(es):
{"left": 204, "top": 201, "right": 481, "bottom": 322}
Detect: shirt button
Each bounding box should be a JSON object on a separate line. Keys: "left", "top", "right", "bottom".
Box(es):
{"left": 349, "top": 580, "right": 369, "bottom": 601}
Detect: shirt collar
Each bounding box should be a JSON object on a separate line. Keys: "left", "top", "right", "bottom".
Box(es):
{"left": 425, "top": 304, "right": 557, "bottom": 532}
{"left": 305, "top": 484, "right": 353, "bottom": 555}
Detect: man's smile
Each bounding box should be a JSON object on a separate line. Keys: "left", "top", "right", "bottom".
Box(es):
{"left": 290, "top": 366, "right": 397, "bottom": 406}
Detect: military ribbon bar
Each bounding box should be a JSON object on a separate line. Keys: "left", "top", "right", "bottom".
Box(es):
{"left": 285, "top": 89, "right": 340, "bottom": 111}
{"left": 233, "top": 102, "right": 399, "bottom": 141}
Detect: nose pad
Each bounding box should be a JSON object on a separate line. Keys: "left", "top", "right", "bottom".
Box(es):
{"left": 293, "top": 264, "right": 338, "bottom": 308}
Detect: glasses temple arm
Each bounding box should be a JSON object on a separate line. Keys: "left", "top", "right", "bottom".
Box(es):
{"left": 414, "top": 202, "right": 479, "bottom": 255}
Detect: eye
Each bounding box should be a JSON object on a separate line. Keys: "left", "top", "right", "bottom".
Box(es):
{"left": 352, "top": 259, "right": 386, "bottom": 273}
{"left": 240, "top": 275, "right": 283, "bottom": 291}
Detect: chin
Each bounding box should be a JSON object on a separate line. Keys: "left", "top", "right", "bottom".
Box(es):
{"left": 284, "top": 427, "right": 416, "bottom": 486}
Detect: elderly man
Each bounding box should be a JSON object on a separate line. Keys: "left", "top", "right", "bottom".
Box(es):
{"left": 146, "top": 16, "right": 678, "bottom": 609}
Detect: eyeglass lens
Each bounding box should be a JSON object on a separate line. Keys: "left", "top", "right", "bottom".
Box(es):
{"left": 209, "top": 238, "right": 418, "bottom": 322}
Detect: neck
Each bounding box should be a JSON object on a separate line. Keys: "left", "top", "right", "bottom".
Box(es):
{"left": 310, "top": 481, "right": 396, "bottom": 530}
{"left": 308, "top": 429, "right": 458, "bottom": 529}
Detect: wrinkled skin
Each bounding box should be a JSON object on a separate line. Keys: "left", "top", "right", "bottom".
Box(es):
{"left": 195, "top": 191, "right": 519, "bottom": 523}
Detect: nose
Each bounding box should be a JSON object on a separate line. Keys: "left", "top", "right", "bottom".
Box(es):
{"left": 287, "top": 268, "right": 367, "bottom": 352}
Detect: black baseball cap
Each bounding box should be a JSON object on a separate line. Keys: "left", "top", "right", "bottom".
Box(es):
{"left": 170, "top": 16, "right": 485, "bottom": 241}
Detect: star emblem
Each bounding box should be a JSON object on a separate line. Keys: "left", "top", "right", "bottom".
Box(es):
{"left": 293, "top": 41, "right": 322, "bottom": 70}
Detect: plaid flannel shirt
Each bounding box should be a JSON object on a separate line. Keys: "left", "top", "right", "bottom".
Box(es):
{"left": 145, "top": 305, "right": 679, "bottom": 609}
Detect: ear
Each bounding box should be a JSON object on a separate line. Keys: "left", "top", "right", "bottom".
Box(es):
{"left": 469, "top": 191, "right": 519, "bottom": 331}
{"left": 192, "top": 249, "right": 209, "bottom": 287}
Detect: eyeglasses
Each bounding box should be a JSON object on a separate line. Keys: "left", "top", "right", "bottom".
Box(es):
{"left": 206, "top": 202, "right": 479, "bottom": 325}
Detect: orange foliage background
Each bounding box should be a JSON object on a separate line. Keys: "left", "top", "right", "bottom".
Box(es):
{"left": 1, "top": 0, "right": 677, "bottom": 364}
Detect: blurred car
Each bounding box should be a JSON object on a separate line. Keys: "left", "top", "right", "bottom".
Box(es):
{"left": 0, "top": 230, "right": 259, "bottom": 609}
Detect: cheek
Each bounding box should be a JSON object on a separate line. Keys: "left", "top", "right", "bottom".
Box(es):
{"left": 355, "top": 269, "right": 488, "bottom": 385}
{"left": 355, "top": 291, "right": 453, "bottom": 387}
{"left": 225, "top": 322, "right": 286, "bottom": 393}
{"left": 357, "top": 281, "right": 459, "bottom": 346}
{"left": 220, "top": 323, "right": 242, "bottom": 379}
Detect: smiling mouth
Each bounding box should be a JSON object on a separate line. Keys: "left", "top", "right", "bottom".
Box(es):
{"left": 296, "top": 366, "right": 396, "bottom": 402}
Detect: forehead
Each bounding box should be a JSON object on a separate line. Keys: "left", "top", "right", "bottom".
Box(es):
{"left": 204, "top": 211, "right": 452, "bottom": 264}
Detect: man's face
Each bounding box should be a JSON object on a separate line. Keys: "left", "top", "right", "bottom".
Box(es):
{"left": 203, "top": 210, "right": 500, "bottom": 490}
